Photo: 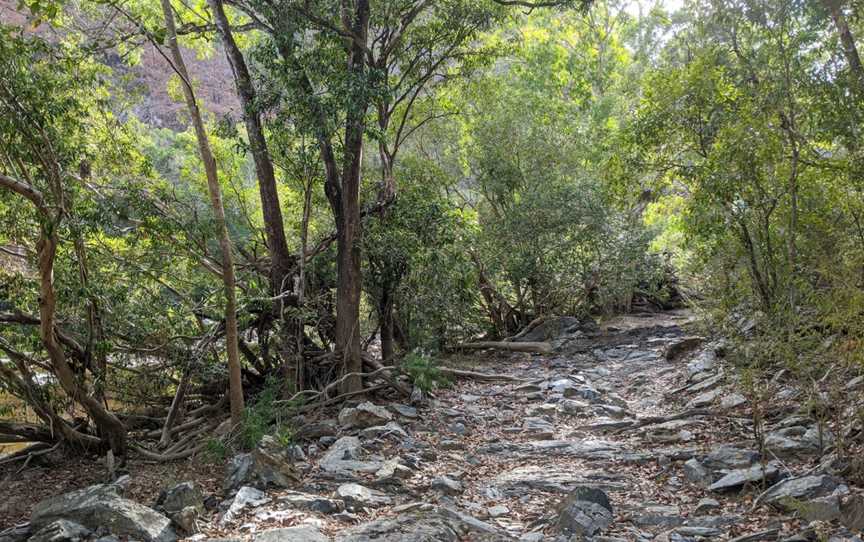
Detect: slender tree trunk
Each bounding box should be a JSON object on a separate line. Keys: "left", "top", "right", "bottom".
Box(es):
{"left": 206, "top": 0, "right": 294, "bottom": 297}
{"left": 160, "top": 0, "right": 245, "bottom": 425}
{"left": 333, "top": 0, "right": 371, "bottom": 393}
{"left": 379, "top": 280, "right": 395, "bottom": 363}
{"left": 823, "top": 0, "right": 864, "bottom": 92}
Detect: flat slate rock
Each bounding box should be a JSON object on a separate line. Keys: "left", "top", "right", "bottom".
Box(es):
{"left": 709, "top": 462, "right": 782, "bottom": 492}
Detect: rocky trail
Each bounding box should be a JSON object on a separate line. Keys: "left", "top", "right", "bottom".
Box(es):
{"left": 5, "top": 310, "right": 864, "bottom": 542}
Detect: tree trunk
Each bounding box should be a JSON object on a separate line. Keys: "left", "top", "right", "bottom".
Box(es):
{"left": 37, "top": 228, "right": 128, "bottom": 456}
{"left": 823, "top": 0, "right": 864, "bottom": 93}
{"left": 160, "top": 0, "right": 245, "bottom": 425}
{"left": 379, "top": 282, "right": 395, "bottom": 363}
{"left": 206, "top": 0, "right": 294, "bottom": 297}
{"left": 333, "top": 0, "right": 371, "bottom": 394}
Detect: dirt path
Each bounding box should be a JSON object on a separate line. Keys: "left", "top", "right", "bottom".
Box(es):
{"left": 6, "top": 311, "right": 862, "bottom": 541}
{"left": 199, "top": 310, "right": 862, "bottom": 541}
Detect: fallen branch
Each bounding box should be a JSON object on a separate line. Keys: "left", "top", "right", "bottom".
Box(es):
{"left": 456, "top": 341, "right": 553, "bottom": 354}
{"left": 277, "top": 366, "right": 398, "bottom": 406}
{"left": 363, "top": 355, "right": 411, "bottom": 396}
{"left": 131, "top": 442, "right": 207, "bottom": 462}
{"left": 294, "top": 384, "right": 386, "bottom": 414}
{"left": 503, "top": 315, "right": 546, "bottom": 342}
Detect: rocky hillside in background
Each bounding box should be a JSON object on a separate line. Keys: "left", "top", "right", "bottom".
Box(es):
{"left": 0, "top": 0, "right": 239, "bottom": 130}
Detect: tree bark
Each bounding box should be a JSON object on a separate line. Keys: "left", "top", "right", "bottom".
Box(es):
{"left": 332, "top": 0, "right": 370, "bottom": 393}
{"left": 160, "top": 0, "right": 245, "bottom": 425}
{"left": 206, "top": 0, "right": 294, "bottom": 297}
{"left": 822, "top": 0, "right": 864, "bottom": 93}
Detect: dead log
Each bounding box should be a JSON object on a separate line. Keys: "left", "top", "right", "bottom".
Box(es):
{"left": 456, "top": 341, "right": 553, "bottom": 354}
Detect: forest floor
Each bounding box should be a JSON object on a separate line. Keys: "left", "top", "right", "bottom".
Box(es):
{"left": 3, "top": 310, "right": 863, "bottom": 541}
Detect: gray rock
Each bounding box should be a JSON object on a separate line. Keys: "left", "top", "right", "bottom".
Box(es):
{"left": 687, "top": 351, "right": 717, "bottom": 378}
{"left": 522, "top": 417, "right": 555, "bottom": 439}
{"left": 675, "top": 526, "right": 724, "bottom": 537}
{"left": 359, "top": 421, "right": 408, "bottom": 440}
{"left": 665, "top": 337, "right": 704, "bottom": 361}
{"left": 223, "top": 453, "right": 255, "bottom": 495}
{"left": 221, "top": 486, "right": 270, "bottom": 524}
{"left": 709, "top": 462, "right": 781, "bottom": 492}
{"left": 761, "top": 475, "right": 839, "bottom": 509}
{"left": 432, "top": 476, "right": 463, "bottom": 496}
{"left": 295, "top": 420, "right": 338, "bottom": 440}
{"left": 687, "top": 389, "right": 720, "bottom": 408}
{"left": 31, "top": 484, "right": 176, "bottom": 542}
{"left": 488, "top": 505, "right": 509, "bottom": 518}
{"left": 391, "top": 404, "right": 418, "bottom": 419}
{"left": 27, "top": 520, "right": 91, "bottom": 542}
{"left": 337, "top": 483, "right": 392, "bottom": 510}
{"left": 0, "top": 524, "right": 30, "bottom": 542}
{"left": 158, "top": 482, "right": 203, "bottom": 513}
{"left": 721, "top": 393, "right": 748, "bottom": 409}
{"left": 633, "top": 505, "right": 683, "bottom": 527}
{"left": 694, "top": 498, "right": 721, "bottom": 514}
{"left": 686, "top": 514, "right": 742, "bottom": 529}
{"left": 338, "top": 402, "right": 393, "bottom": 429}
{"left": 683, "top": 459, "right": 713, "bottom": 487}
{"left": 558, "top": 399, "right": 590, "bottom": 415}
{"left": 170, "top": 506, "right": 198, "bottom": 534}
{"left": 319, "top": 436, "right": 382, "bottom": 477}
{"left": 702, "top": 446, "right": 759, "bottom": 472}
{"left": 727, "top": 529, "right": 780, "bottom": 542}
{"left": 765, "top": 426, "right": 830, "bottom": 458}
{"left": 841, "top": 494, "right": 864, "bottom": 531}
{"left": 254, "top": 526, "right": 330, "bottom": 542}
{"left": 341, "top": 505, "right": 508, "bottom": 541}
{"left": 224, "top": 436, "right": 300, "bottom": 492}
{"left": 277, "top": 491, "right": 343, "bottom": 514}
{"left": 448, "top": 422, "right": 468, "bottom": 435}
{"left": 374, "top": 458, "right": 413, "bottom": 483}
{"left": 554, "top": 487, "right": 613, "bottom": 537}
{"left": 565, "top": 385, "right": 602, "bottom": 402}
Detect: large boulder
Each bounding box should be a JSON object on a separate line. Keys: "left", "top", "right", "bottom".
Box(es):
{"left": 338, "top": 402, "right": 393, "bottom": 429}
{"left": 761, "top": 475, "right": 840, "bottom": 510}
{"left": 554, "top": 486, "right": 613, "bottom": 537}
{"left": 31, "top": 484, "right": 176, "bottom": 542}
